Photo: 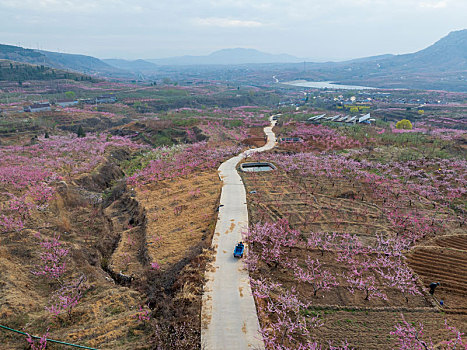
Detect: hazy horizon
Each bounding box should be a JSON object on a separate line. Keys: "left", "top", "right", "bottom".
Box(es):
{"left": 0, "top": 0, "right": 466, "bottom": 61}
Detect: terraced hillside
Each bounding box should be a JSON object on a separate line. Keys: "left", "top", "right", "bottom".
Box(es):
{"left": 408, "top": 239, "right": 467, "bottom": 310}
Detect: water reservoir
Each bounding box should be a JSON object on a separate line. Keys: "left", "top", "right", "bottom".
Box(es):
{"left": 240, "top": 162, "right": 276, "bottom": 172}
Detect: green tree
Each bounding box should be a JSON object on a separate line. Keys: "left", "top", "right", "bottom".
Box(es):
{"left": 395, "top": 119, "right": 413, "bottom": 130}
{"left": 76, "top": 125, "right": 85, "bottom": 138}
{"left": 65, "top": 91, "right": 76, "bottom": 99}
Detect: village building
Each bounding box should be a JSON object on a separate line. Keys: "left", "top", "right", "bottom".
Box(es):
{"left": 55, "top": 99, "right": 79, "bottom": 108}
{"left": 24, "top": 102, "right": 51, "bottom": 113}
{"left": 95, "top": 94, "right": 117, "bottom": 104}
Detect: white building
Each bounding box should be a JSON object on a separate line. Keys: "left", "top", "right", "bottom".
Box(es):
{"left": 56, "top": 99, "right": 79, "bottom": 108}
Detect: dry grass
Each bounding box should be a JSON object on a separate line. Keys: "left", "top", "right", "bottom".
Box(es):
{"left": 136, "top": 170, "right": 221, "bottom": 269}
{"left": 0, "top": 186, "right": 151, "bottom": 349}
{"left": 109, "top": 227, "right": 146, "bottom": 277}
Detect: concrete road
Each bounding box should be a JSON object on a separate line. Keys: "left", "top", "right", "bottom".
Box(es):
{"left": 201, "top": 116, "right": 277, "bottom": 350}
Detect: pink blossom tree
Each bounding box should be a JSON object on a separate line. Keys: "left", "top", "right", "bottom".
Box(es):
{"left": 31, "top": 233, "right": 69, "bottom": 281}
{"left": 251, "top": 278, "right": 321, "bottom": 348}
{"left": 391, "top": 314, "right": 466, "bottom": 350}
{"left": 375, "top": 255, "right": 421, "bottom": 303}
{"left": 244, "top": 219, "right": 300, "bottom": 269}
{"left": 46, "top": 274, "right": 87, "bottom": 319}
{"left": 344, "top": 260, "right": 388, "bottom": 301}
{"left": 25, "top": 329, "right": 48, "bottom": 350}
{"left": 293, "top": 257, "right": 337, "bottom": 297}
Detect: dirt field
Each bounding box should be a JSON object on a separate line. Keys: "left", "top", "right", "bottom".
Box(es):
{"left": 407, "top": 244, "right": 467, "bottom": 311}
{"left": 311, "top": 310, "right": 466, "bottom": 349}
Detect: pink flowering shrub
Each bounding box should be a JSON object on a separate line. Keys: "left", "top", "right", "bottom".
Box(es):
{"left": 133, "top": 305, "right": 151, "bottom": 322}
{"left": 31, "top": 233, "right": 69, "bottom": 281}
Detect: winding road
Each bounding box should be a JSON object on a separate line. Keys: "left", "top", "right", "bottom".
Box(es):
{"left": 201, "top": 116, "right": 277, "bottom": 350}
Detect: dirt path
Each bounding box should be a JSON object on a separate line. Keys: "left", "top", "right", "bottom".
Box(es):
{"left": 201, "top": 116, "right": 277, "bottom": 350}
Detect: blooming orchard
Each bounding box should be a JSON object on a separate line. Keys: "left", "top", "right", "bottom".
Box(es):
{"left": 0, "top": 134, "right": 144, "bottom": 233}
{"left": 128, "top": 141, "right": 242, "bottom": 186}
{"left": 243, "top": 125, "right": 466, "bottom": 348}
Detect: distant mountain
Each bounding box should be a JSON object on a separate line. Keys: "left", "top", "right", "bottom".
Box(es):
{"left": 0, "top": 44, "right": 126, "bottom": 77}
{"left": 344, "top": 54, "right": 395, "bottom": 64}
{"left": 380, "top": 29, "right": 467, "bottom": 72}
{"left": 103, "top": 58, "right": 159, "bottom": 72}
{"left": 291, "top": 29, "right": 467, "bottom": 91}
{"left": 1, "top": 29, "right": 465, "bottom": 91}
{"left": 37, "top": 50, "right": 119, "bottom": 75}
{"left": 311, "top": 29, "right": 467, "bottom": 72}
{"left": 147, "top": 48, "right": 303, "bottom": 65}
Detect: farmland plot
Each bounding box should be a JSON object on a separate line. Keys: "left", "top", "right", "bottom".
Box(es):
{"left": 240, "top": 123, "right": 467, "bottom": 349}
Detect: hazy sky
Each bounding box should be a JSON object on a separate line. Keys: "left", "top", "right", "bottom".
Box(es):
{"left": 0, "top": 0, "right": 466, "bottom": 61}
